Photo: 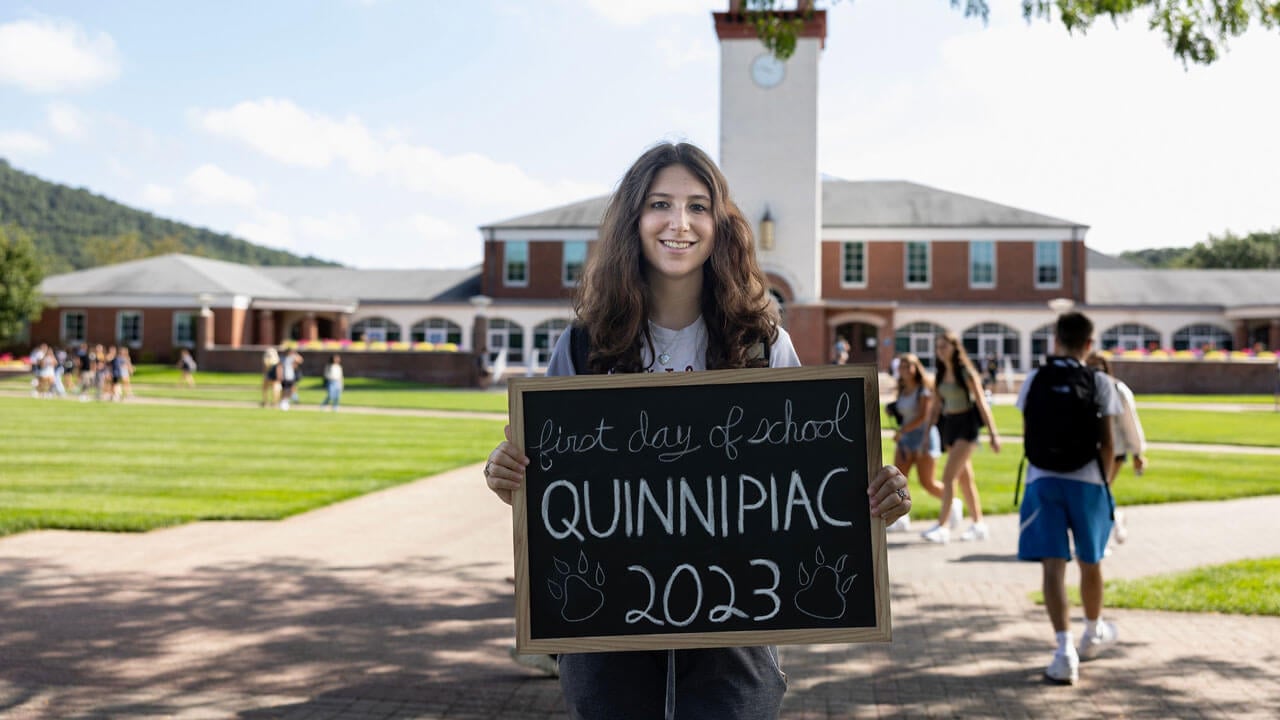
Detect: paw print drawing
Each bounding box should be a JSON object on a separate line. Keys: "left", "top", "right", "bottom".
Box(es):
{"left": 793, "top": 546, "right": 856, "bottom": 620}
{"left": 548, "top": 550, "right": 606, "bottom": 622}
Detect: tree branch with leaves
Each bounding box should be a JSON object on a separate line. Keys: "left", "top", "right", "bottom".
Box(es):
{"left": 743, "top": 0, "right": 1280, "bottom": 65}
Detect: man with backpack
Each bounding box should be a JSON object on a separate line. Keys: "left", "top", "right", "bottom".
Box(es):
{"left": 1016, "top": 311, "right": 1121, "bottom": 685}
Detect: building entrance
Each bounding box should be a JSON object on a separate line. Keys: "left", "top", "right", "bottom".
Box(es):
{"left": 834, "top": 322, "right": 879, "bottom": 366}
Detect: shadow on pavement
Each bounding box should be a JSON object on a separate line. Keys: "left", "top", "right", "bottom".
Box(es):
{"left": 1, "top": 556, "right": 1276, "bottom": 718}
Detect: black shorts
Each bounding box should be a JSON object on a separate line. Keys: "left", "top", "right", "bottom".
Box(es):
{"left": 282, "top": 380, "right": 295, "bottom": 390}
{"left": 938, "top": 409, "right": 981, "bottom": 448}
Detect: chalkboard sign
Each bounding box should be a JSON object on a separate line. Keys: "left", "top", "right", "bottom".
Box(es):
{"left": 508, "top": 365, "right": 890, "bottom": 653}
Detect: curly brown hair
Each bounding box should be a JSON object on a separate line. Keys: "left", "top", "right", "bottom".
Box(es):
{"left": 574, "top": 142, "right": 779, "bottom": 372}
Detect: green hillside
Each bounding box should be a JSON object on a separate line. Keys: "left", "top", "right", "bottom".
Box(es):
{"left": 0, "top": 159, "right": 339, "bottom": 274}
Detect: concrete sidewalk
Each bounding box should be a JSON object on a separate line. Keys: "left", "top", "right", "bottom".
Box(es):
{"left": 1, "top": 463, "right": 1278, "bottom": 719}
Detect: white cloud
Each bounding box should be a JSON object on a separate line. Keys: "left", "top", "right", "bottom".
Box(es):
{"left": 234, "top": 211, "right": 294, "bottom": 250}
{"left": 297, "top": 212, "right": 364, "bottom": 245}
{"left": 141, "top": 183, "right": 174, "bottom": 206}
{"left": 191, "top": 98, "right": 605, "bottom": 211}
{"left": 819, "top": 12, "right": 1280, "bottom": 254}
{"left": 47, "top": 102, "right": 87, "bottom": 139}
{"left": 184, "top": 163, "right": 259, "bottom": 206}
{"left": 0, "top": 130, "right": 50, "bottom": 156}
{"left": 579, "top": 0, "right": 718, "bottom": 25}
{"left": 0, "top": 18, "right": 120, "bottom": 93}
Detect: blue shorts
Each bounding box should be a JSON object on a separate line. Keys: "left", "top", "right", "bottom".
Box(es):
{"left": 897, "top": 426, "right": 941, "bottom": 458}
{"left": 1018, "top": 477, "right": 1114, "bottom": 564}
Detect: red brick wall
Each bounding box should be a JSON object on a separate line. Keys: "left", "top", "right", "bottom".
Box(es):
{"left": 196, "top": 348, "right": 488, "bottom": 388}
{"left": 484, "top": 240, "right": 575, "bottom": 300}
{"left": 821, "top": 240, "right": 1086, "bottom": 303}
{"left": 1110, "top": 360, "right": 1277, "bottom": 394}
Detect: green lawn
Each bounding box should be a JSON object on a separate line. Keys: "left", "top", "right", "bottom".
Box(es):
{"left": 1138, "top": 394, "right": 1278, "bottom": 405}
{"left": 985, "top": 405, "right": 1280, "bottom": 448}
{"left": 1040, "top": 558, "right": 1280, "bottom": 616}
{"left": 884, "top": 438, "right": 1280, "bottom": 522}
{"left": 1, "top": 366, "right": 509, "bottom": 414}
{"left": 0, "top": 396, "right": 503, "bottom": 536}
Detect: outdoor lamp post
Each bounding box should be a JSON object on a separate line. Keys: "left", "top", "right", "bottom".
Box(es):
{"left": 759, "top": 208, "right": 775, "bottom": 251}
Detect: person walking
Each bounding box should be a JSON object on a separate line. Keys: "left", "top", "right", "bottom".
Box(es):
{"left": 480, "top": 142, "right": 912, "bottom": 719}
{"left": 261, "top": 347, "right": 281, "bottom": 408}
{"left": 1017, "top": 311, "right": 1122, "bottom": 685}
{"left": 887, "top": 353, "right": 944, "bottom": 532}
{"left": 921, "top": 331, "right": 1000, "bottom": 543}
{"left": 1085, "top": 351, "right": 1147, "bottom": 546}
{"left": 177, "top": 348, "right": 198, "bottom": 388}
{"left": 320, "top": 354, "right": 344, "bottom": 411}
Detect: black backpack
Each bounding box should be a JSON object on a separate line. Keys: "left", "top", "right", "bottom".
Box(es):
{"left": 1024, "top": 357, "right": 1101, "bottom": 472}
{"left": 1014, "top": 357, "right": 1110, "bottom": 509}
{"left": 568, "top": 324, "right": 769, "bottom": 375}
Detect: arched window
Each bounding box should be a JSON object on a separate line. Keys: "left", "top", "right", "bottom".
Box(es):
{"left": 961, "top": 322, "right": 1021, "bottom": 370}
{"left": 533, "top": 318, "right": 572, "bottom": 364}
{"left": 351, "top": 316, "right": 401, "bottom": 342}
{"left": 1100, "top": 323, "right": 1160, "bottom": 352}
{"left": 894, "top": 321, "right": 947, "bottom": 369}
{"left": 410, "top": 317, "right": 462, "bottom": 345}
{"left": 488, "top": 318, "right": 524, "bottom": 363}
{"left": 1031, "top": 324, "right": 1056, "bottom": 366}
{"left": 1172, "top": 324, "right": 1232, "bottom": 352}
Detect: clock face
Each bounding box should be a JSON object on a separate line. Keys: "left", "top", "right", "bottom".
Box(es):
{"left": 751, "top": 53, "right": 786, "bottom": 89}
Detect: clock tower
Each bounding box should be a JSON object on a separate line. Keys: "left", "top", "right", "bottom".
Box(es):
{"left": 714, "top": 1, "right": 826, "bottom": 331}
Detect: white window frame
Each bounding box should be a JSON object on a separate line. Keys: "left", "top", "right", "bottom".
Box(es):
{"left": 352, "top": 317, "right": 402, "bottom": 343}
{"left": 1034, "top": 240, "right": 1062, "bottom": 289}
{"left": 841, "top": 241, "right": 867, "bottom": 288}
{"left": 504, "top": 240, "right": 529, "bottom": 287}
{"left": 968, "top": 241, "right": 995, "bottom": 289}
{"left": 60, "top": 310, "right": 87, "bottom": 344}
{"left": 117, "top": 310, "right": 143, "bottom": 348}
{"left": 411, "top": 317, "right": 462, "bottom": 345}
{"left": 173, "top": 311, "right": 197, "bottom": 348}
{"left": 562, "top": 241, "right": 587, "bottom": 287}
{"left": 905, "top": 241, "right": 931, "bottom": 289}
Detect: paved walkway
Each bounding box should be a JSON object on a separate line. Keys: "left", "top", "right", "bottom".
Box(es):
{"left": 2, "top": 453, "right": 1278, "bottom": 718}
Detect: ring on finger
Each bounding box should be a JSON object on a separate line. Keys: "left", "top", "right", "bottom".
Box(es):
{"left": 483, "top": 460, "right": 493, "bottom": 479}
{"left": 895, "top": 487, "right": 908, "bottom": 501}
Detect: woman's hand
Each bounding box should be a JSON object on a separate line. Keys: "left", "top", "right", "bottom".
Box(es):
{"left": 868, "top": 465, "right": 911, "bottom": 526}
{"left": 988, "top": 432, "right": 1001, "bottom": 453}
{"left": 484, "top": 424, "right": 530, "bottom": 506}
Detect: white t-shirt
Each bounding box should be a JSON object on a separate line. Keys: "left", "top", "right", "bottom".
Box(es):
{"left": 1016, "top": 360, "right": 1120, "bottom": 486}
{"left": 546, "top": 317, "right": 801, "bottom": 377}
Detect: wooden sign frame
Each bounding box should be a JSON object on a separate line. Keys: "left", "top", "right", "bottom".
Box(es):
{"left": 508, "top": 364, "right": 890, "bottom": 653}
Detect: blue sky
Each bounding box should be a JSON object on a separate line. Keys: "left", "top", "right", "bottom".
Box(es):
{"left": 2, "top": 0, "right": 1277, "bottom": 269}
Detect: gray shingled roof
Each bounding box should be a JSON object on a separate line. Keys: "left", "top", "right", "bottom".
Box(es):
{"left": 41, "top": 254, "right": 302, "bottom": 298}
{"left": 484, "top": 195, "right": 610, "bottom": 229}
{"left": 259, "top": 266, "right": 481, "bottom": 302}
{"left": 482, "top": 181, "right": 1085, "bottom": 230}
{"left": 1087, "top": 269, "right": 1280, "bottom": 307}
{"left": 821, "top": 181, "right": 1083, "bottom": 228}
{"left": 1086, "top": 248, "right": 1143, "bottom": 270}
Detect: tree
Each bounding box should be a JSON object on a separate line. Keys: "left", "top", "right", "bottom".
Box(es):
{"left": 1175, "top": 229, "right": 1280, "bottom": 268}
{"left": 0, "top": 225, "right": 44, "bottom": 345}
{"left": 745, "top": 0, "right": 1280, "bottom": 66}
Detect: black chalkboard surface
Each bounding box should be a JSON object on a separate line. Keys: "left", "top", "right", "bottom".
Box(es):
{"left": 509, "top": 364, "right": 890, "bottom": 653}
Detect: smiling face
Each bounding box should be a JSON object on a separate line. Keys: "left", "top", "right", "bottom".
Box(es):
{"left": 935, "top": 335, "right": 955, "bottom": 362}
{"left": 638, "top": 163, "right": 716, "bottom": 287}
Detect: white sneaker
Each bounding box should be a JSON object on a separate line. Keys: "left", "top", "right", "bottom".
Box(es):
{"left": 1045, "top": 650, "right": 1079, "bottom": 685}
{"left": 959, "top": 522, "right": 989, "bottom": 542}
{"left": 1078, "top": 620, "right": 1119, "bottom": 660}
{"left": 1112, "top": 510, "right": 1128, "bottom": 544}
{"left": 886, "top": 515, "right": 911, "bottom": 533}
{"left": 921, "top": 524, "right": 950, "bottom": 544}
{"left": 949, "top": 501, "right": 964, "bottom": 529}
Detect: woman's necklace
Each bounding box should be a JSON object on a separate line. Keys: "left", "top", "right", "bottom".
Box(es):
{"left": 649, "top": 320, "right": 700, "bottom": 367}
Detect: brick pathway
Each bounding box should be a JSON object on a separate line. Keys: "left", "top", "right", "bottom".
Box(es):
{"left": 2, "top": 456, "right": 1278, "bottom": 719}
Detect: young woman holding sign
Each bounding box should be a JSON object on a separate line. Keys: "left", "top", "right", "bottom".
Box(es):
{"left": 483, "top": 142, "right": 911, "bottom": 719}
